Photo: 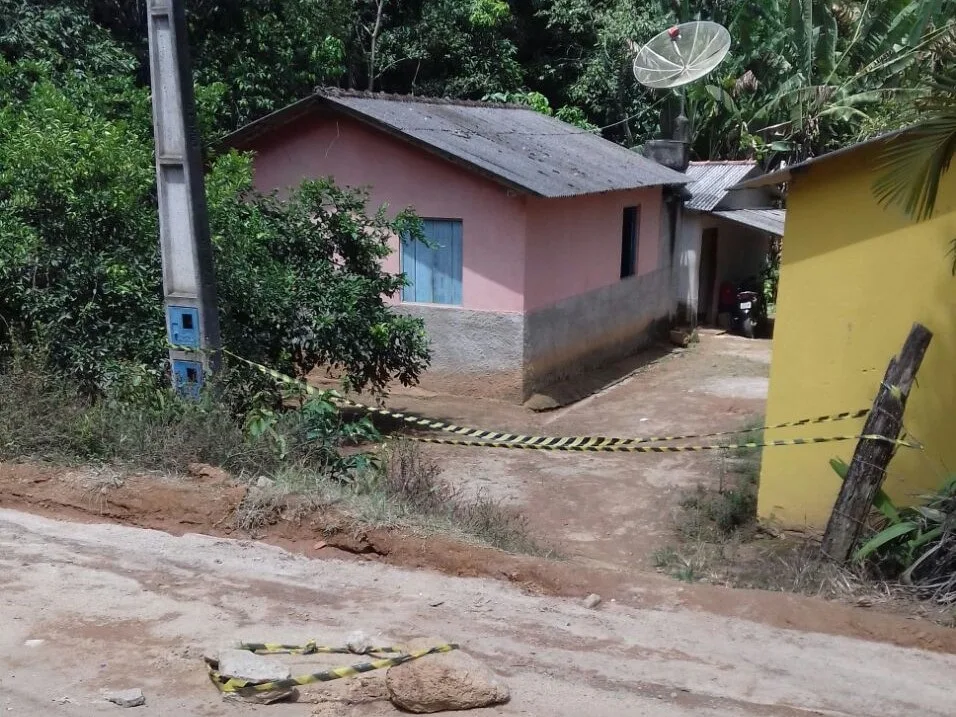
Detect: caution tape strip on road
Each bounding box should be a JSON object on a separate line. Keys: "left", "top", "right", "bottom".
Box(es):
{"left": 212, "top": 348, "right": 881, "bottom": 449}
{"left": 238, "top": 641, "right": 402, "bottom": 656}
{"left": 206, "top": 643, "right": 458, "bottom": 696}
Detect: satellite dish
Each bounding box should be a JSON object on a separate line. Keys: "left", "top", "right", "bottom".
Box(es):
{"left": 633, "top": 21, "right": 731, "bottom": 89}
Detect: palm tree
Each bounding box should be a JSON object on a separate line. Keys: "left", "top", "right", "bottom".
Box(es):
{"left": 873, "top": 72, "right": 956, "bottom": 222}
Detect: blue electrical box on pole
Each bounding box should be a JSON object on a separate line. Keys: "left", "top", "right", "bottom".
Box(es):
{"left": 146, "top": 0, "right": 221, "bottom": 397}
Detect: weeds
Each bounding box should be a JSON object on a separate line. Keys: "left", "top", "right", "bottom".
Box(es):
{"left": 0, "top": 360, "right": 541, "bottom": 555}
{"left": 0, "top": 360, "right": 257, "bottom": 472}
{"left": 677, "top": 428, "right": 761, "bottom": 543}
{"left": 837, "top": 463, "right": 956, "bottom": 605}
{"left": 233, "top": 481, "right": 328, "bottom": 533}
{"left": 230, "top": 441, "right": 541, "bottom": 553}
{"left": 658, "top": 421, "right": 871, "bottom": 595}
{"left": 353, "top": 440, "right": 541, "bottom": 554}
{"left": 655, "top": 421, "right": 956, "bottom": 623}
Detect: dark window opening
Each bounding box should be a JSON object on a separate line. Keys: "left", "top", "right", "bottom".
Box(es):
{"left": 186, "top": 368, "right": 198, "bottom": 382}
{"left": 620, "top": 206, "right": 640, "bottom": 279}
{"left": 181, "top": 313, "right": 194, "bottom": 329}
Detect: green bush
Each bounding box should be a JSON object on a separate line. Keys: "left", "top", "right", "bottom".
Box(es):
{"left": 831, "top": 459, "right": 956, "bottom": 602}
{"left": 208, "top": 153, "right": 431, "bottom": 399}
{"left": 0, "top": 357, "right": 384, "bottom": 477}
{"left": 0, "top": 57, "right": 429, "bottom": 398}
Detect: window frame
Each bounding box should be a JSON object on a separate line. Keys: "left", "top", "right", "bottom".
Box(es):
{"left": 400, "top": 217, "right": 464, "bottom": 306}
{"left": 620, "top": 205, "right": 641, "bottom": 279}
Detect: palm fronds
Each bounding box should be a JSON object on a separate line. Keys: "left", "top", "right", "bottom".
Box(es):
{"left": 873, "top": 73, "right": 956, "bottom": 223}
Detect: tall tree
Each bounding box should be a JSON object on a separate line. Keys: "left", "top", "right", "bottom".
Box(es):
{"left": 688, "top": 0, "right": 955, "bottom": 162}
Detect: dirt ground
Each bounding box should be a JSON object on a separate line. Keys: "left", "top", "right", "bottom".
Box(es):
{"left": 3, "top": 508, "right": 956, "bottom": 717}
{"left": 3, "top": 334, "right": 956, "bottom": 715}
{"left": 387, "top": 332, "right": 773, "bottom": 571}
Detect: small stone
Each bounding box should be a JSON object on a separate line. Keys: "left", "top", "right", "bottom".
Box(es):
{"left": 669, "top": 328, "right": 693, "bottom": 347}
{"left": 228, "top": 688, "right": 296, "bottom": 705}
{"left": 313, "top": 540, "right": 328, "bottom": 550}
{"left": 582, "top": 593, "right": 602, "bottom": 609}
{"left": 187, "top": 462, "right": 231, "bottom": 482}
{"left": 386, "top": 638, "right": 509, "bottom": 713}
{"left": 346, "top": 630, "right": 372, "bottom": 655}
{"left": 23, "top": 639, "right": 45, "bottom": 648}
{"left": 256, "top": 476, "right": 274, "bottom": 489}
{"left": 217, "top": 649, "right": 291, "bottom": 683}
{"left": 103, "top": 688, "right": 145, "bottom": 708}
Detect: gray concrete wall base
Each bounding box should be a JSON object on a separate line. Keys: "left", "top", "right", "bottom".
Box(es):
{"left": 400, "top": 271, "right": 675, "bottom": 401}
{"left": 523, "top": 268, "right": 674, "bottom": 394}
{"left": 397, "top": 304, "right": 525, "bottom": 402}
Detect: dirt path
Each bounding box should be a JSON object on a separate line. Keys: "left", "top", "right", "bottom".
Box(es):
{"left": 384, "top": 333, "right": 772, "bottom": 569}
{"left": 2, "top": 508, "right": 954, "bottom": 717}
{"left": 4, "top": 462, "right": 956, "bottom": 656}
{"left": 7, "top": 334, "right": 953, "bottom": 714}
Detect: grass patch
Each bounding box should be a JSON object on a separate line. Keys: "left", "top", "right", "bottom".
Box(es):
{"left": 675, "top": 422, "right": 762, "bottom": 544}
{"left": 234, "top": 440, "right": 544, "bottom": 555}
{"left": 0, "top": 361, "right": 265, "bottom": 472}
{"left": 653, "top": 417, "right": 956, "bottom": 624}
{"left": 0, "top": 361, "right": 542, "bottom": 555}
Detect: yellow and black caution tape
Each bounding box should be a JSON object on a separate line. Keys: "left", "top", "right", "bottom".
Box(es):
{"left": 346, "top": 404, "right": 871, "bottom": 447}
{"left": 206, "top": 643, "right": 458, "bottom": 696}
{"left": 410, "top": 434, "right": 919, "bottom": 452}
{"left": 238, "top": 641, "right": 401, "bottom": 656}
{"left": 213, "top": 348, "right": 882, "bottom": 450}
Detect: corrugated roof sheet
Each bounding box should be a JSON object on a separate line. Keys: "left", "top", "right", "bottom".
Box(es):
{"left": 685, "top": 161, "right": 759, "bottom": 210}
{"left": 711, "top": 208, "right": 786, "bottom": 236}
{"left": 221, "top": 90, "right": 687, "bottom": 198}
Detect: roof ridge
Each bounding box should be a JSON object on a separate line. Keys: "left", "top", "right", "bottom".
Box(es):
{"left": 316, "top": 86, "right": 531, "bottom": 111}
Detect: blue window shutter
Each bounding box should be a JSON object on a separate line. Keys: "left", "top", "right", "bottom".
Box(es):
{"left": 431, "top": 220, "right": 462, "bottom": 305}
{"left": 402, "top": 219, "right": 462, "bottom": 305}
{"left": 401, "top": 233, "right": 414, "bottom": 302}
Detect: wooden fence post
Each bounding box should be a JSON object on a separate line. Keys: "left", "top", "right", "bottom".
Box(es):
{"left": 821, "top": 323, "right": 933, "bottom": 563}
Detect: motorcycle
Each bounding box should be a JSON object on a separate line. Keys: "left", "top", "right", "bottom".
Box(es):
{"left": 733, "top": 286, "right": 759, "bottom": 338}
{"left": 718, "top": 278, "right": 761, "bottom": 338}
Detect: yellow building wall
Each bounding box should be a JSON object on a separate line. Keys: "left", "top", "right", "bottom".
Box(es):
{"left": 758, "top": 146, "right": 956, "bottom": 529}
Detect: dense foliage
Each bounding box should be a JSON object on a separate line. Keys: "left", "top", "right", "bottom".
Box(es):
{"left": 1, "top": 0, "right": 953, "bottom": 397}
{"left": 9, "top": 0, "right": 954, "bottom": 151}
{"left": 0, "top": 2, "right": 430, "bottom": 395}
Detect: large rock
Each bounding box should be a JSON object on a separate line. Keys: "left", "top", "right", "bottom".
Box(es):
{"left": 385, "top": 639, "right": 509, "bottom": 713}
{"left": 217, "top": 648, "right": 292, "bottom": 683}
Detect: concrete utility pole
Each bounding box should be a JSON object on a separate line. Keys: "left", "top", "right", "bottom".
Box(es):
{"left": 146, "top": 0, "right": 221, "bottom": 397}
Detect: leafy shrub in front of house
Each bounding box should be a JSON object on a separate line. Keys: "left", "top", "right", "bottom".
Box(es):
{"left": 208, "top": 153, "right": 430, "bottom": 402}
{"left": 0, "top": 55, "right": 429, "bottom": 400}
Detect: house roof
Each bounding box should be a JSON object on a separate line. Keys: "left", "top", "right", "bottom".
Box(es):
{"left": 732, "top": 128, "right": 910, "bottom": 189}
{"left": 220, "top": 89, "right": 688, "bottom": 198}
{"left": 711, "top": 208, "right": 786, "bottom": 236}
{"left": 684, "top": 161, "right": 760, "bottom": 211}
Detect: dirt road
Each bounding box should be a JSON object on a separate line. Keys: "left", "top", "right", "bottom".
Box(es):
{"left": 2, "top": 508, "right": 954, "bottom": 717}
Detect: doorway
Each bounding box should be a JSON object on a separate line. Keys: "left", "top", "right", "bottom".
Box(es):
{"left": 698, "top": 227, "right": 718, "bottom": 322}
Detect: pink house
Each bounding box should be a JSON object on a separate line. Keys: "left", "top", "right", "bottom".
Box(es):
{"left": 223, "top": 90, "right": 687, "bottom": 402}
